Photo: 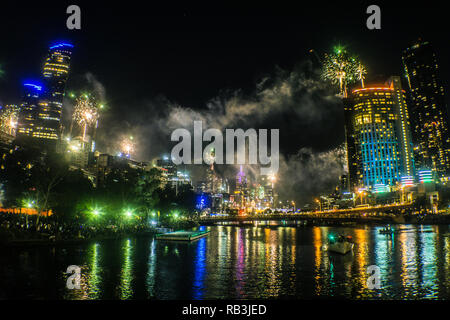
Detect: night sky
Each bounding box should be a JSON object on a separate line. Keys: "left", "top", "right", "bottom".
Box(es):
{"left": 2, "top": 2, "right": 450, "bottom": 107}
{"left": 1, "top": 1, "right": 449, "bottom": 203}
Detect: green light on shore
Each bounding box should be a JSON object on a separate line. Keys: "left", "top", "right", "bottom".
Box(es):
{"left": 125, "top": 210, "right": 133, "bottom": 218}
{"left": 24, "top": 199, "right": 34, "bottom": 208}
{"left": 90, "top": 206, "right": 103, "bottom": 217}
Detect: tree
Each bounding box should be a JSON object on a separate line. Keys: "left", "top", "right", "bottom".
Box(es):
{"left": 0, "top": 147, "right": 41, "bottom": 208}
{"left": 52, "top": 169, "right": 94, "bottom": 221}
{"left": 28, "top": 153, "right": 70, "bottom": 224}
{"left": 175, "top": 183, "right": 196, "bottom": 216}
{"left": 135, "top": 168, "right": 163, "bottom": 220}
{"left": 96, "top": 163, "right": 141, "bottom": 222}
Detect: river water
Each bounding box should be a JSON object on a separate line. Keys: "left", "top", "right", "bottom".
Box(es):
{"left": 1, "top": 224, "right": 449, "bottom": 299}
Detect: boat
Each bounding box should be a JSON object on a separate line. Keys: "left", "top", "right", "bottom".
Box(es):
{"left": 155, "top": 230, "right": 210, "bottom": 241}
{"left": 327, "top": 234, "right": 354, "bottom": 254}
{"left": 379, "top": 225, "right": 394, "bottom": 234}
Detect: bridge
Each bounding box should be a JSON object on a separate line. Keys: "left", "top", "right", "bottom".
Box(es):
{"left": 198, "top": 203, "right": 414, "bottom": 224}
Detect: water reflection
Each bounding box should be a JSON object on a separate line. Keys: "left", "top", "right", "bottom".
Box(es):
{"left": 192, "top": 237, "right": 206, "bottom": 299}
{"left": 119, "top": 239, "right": 133, "bottom": 299}
{"left": 146, "top": 239, "right": 156, "bottom": 298}
{"left": 2, "top": 224, "right": 450, "bottom": 299}
{"left": 87, "top": 243, "right": 101, "bottom": 299}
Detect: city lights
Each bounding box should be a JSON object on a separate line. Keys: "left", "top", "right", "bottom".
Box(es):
{"left": 419, "top": 170, "right": 433, "bottom": 183}
{"left": 89, "top": 206, "right": 103, "bottom": 218}
{"left": 2, "top": 9, "right": 450, "bottom": 303}
{"left": 401, "top": 176, "right": 414, "bottom": 187}
{"left": 124, "top": 209, "right": 133, "bottom": 218}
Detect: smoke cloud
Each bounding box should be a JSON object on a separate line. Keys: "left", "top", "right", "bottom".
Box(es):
{"left": 70, "top": 60, "right": 347, "bottom": 205}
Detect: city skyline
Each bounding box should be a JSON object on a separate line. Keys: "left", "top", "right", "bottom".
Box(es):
{"left": 3, "top": 2, "right": 450, "bottom": 305}
{"left": 1, "top": 3, "right": 450, "bottom": 207}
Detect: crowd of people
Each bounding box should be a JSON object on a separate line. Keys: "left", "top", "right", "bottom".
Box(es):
{"left": 0, "top": 212, "right": 158, "bottom": 243}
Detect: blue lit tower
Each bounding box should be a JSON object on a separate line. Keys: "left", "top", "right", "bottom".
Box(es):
{"left": 388, "top": 76, "right": 415, "bottom": 178}
{"left": 17, "top": 82, "right": 44, "bottom": 137}
{"left": 348, "top": 80, "right": 415, "bottom": 190}
{"left": 17, "top": 43, "right": 73, "bottom": 145}
{"left": 42, "top": 43, "right": 73, "bottom": 139}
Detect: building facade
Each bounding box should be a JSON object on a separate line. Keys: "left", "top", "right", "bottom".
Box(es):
{"left": 17, "top": 43, "right": 73, "bottom": 146}
{"left": 402, "top": 40, "right": 450, "bottom": 177}
{"left": 345, "top": 78, "right": 415, "bottom": 191}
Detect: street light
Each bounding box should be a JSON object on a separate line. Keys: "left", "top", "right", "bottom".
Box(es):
{"left": 124, "top": 210, "right": 133, "bottom": 218}
{"left": 314, "top": 199, "right": 322, "bottom": 211}
{"left": 89, "top": 205, "right": 103, "bottom": 218}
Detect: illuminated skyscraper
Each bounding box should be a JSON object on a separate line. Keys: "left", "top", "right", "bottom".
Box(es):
{"left": 17, "top": 82, "right": 45, "bottom": 137}
{"left": 17, "top": 43, "right": 73, "bottom": 146}
{"left": 389, "top": 76, "right": 415, "bottom": 178}
{"left": 402, "top": 39, "right": 450, "bottom": 176}
{"left": 343, "top": 98, "right": 360, "bottom": 189}
{"left": 345, "top": 78, "right": 415, "bottom": 190}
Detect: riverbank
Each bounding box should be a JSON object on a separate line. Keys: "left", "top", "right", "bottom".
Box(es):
{"left": 1, "top": 230, "right": 158, "bottom": 247}
{"left": 0, "top": 219, "right": 200, "bottom": 247}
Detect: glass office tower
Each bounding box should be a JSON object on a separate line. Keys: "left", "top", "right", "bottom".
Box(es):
{"left": 346, "top": 78, "right": 415, "bottom": 190}
{"left": 17, "top": 43, "right": 73, "bottom": 146}
{"left": 402, "top": 39, "right": 450, "bottom": 177}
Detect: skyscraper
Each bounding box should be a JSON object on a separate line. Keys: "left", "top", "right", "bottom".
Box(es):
{"left": 17, "top": 43, "right": 73, "bottom": 146}
{"left": 345, "top": 78, "right": 415, "bottom": 191}
{"left": 402, "top": 39, "right": 450, "bottom": 177}
{"left": 17, "top": 82, "right": 44, "bottom": 137}
{"left": 389, "top": 76, "right": 415, "bottom": 178}
{"left": 343, "top": 98, "right": 360, "bottom": 189}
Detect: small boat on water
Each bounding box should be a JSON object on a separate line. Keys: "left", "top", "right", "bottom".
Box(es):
{"left": 379, "top": 225, "right": 394, "bottom": 234}
{"left": 327, "top": 234, "right": 354, "bottom": 254}
{"left": 155, "top": 230, "right": 210, "bottom": 241}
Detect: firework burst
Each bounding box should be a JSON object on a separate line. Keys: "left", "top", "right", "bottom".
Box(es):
{"left": 73, "top": 96, "right": 99, "bottom": 127}
{"left": 120, "top": 136, "right": 135, "bottom": 157}
{"left": 0, "top": 105, "right": 20, "bottom": 135}
{"left": 356, "top": 61, "right": 367, "bottom": 88}
{"left": 72, "top": 96, "right": 99, "bottom": 144}
{"left": 322, "top": 46, "right": 365, "bottom": 97}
